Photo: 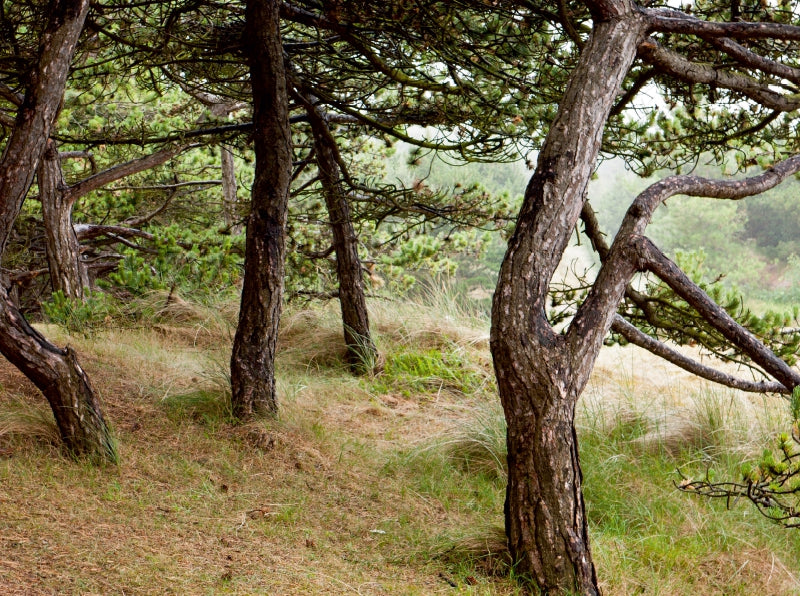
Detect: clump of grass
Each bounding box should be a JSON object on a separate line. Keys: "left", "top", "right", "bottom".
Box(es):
{"left": 0, "top": 396, "right": 60, "bottom": 446}
{"left": 438, "top": 401, "right": 507, "bottom": 479}
{"left": 369, "top": 345, "right": 490, "bottom": 398}
{"left": 160, "top": 390, "right": 234, "bottom": 427}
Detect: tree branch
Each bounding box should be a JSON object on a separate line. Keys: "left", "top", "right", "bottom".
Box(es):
{"left": 611, "top": 315, "right": 788, "bottom": 394}
{"left": 646, "top": 8, "right": 800, "bottom": 40}
{"left": 0, "top": 82, "right": 23, "bottom": 106}
{"left": 635, "top": 237, "right": 800, "bottom": 390}
{"left": 572, "top": 154, "right": 800, "bottom": 377}
{"left": 63, "top": 144, "right": 197, "bottom": 205}
{"left": 637, "top": 38, "right": 800, "bottom": 112}
{"left": 706, "top": 36, "right": 800, "bottom": 86}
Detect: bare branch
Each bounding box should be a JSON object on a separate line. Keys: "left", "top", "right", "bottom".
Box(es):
{"left": 74, "top": 224, "right": 156, "bottom": 242}
{"left": 646, "top": 8, "right": 800, "bottom": 41}
{"left": 0, "top": 82, "right": 23, "bottom": 106}
{"left": 706, "top": 36, "right": 800, "bottom": 86}
{"left": 611, "top": 315, "right": 788, "bottom": 394}
{"left": 635, "top": 237, "right": 800, "bottom": 390}
{"left": 64, "top": 144, "right": 197, "bottom": 205}
{"left": 110, "top": 180, "right": 221, "bottom": 192}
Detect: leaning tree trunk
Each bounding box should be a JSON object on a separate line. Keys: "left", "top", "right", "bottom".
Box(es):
{"left": 38, "top": 139, "right": 90, "bottom": 299}
{"left": 0, "top": 288, "right": 115, "bottom": 460}
{"left": 490, "top": 7, "right": 645, "bottom": 594}
{"left": 230, "top": 0, "right": 293, "bottom": 418}
{"left": 0, "top": 0, "right": 115, "bottom": 461}
{"left": 305, "top": 104, "right": 378, "bottom": 372}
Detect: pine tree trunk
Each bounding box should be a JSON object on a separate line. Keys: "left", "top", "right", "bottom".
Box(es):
{"left": 0, "top": 0, "right": 114, "bottom": 461}
{"left": 38, "top": 139, "right": 90, "bottom": 299}
{"left": 0, "top": 286, "right": 115, "bottom": 460}
{"left": 306, "top": 106, "right": 378, "bottom": 372}
{"left": 221, "top": 145, "right": 242, "bottom": 234}
{"left": 230, "top": 0, "right": 292, "bottom": 417}
{"left": 490, "top": 7, "right": 645, "bottom": 593}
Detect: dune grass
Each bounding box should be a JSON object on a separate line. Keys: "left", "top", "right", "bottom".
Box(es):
{"left": 0, "top": 291, "right": 799, "bottom": 594}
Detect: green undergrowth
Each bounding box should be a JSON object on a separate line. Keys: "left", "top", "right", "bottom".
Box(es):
{"left": 368, "top": 345, "right": 489, "bottom": 397}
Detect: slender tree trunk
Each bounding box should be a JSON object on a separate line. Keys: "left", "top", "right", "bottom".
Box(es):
{"left": 221, "top": 145, "right": 242, "bottom": 234}
{"left": 38, "top": 139, "right": 90, "bottom": 299}
{"left": 0, "top": 0, "right": 115, "bottom": 461}
{"left": 490, "top": 7, "right": 645, "bottom": 593}
{"left": 230, "top": 0, "right": 292, "bottom": 417}
{"left": 305, "top": 105, "right": 378, "bottom": 372}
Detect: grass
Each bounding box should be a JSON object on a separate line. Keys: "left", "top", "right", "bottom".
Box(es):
{"left": 0, "top": 293, "right": 798, "bottom": 594}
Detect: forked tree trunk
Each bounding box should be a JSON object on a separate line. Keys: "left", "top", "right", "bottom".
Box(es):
{"left": 38, "top": 139, "right": 90, "bottom": 299}
{"left": 490, "top": 7, "right": 645, "bottom": 593}
{"left": 0, "top": 0, "right": 115, "bottom": 461}
{"left": 230, "top": 0, "right": 292, "bottom": 417}
{"left": 305, "top": 105, "right": 378, "bottom": 372}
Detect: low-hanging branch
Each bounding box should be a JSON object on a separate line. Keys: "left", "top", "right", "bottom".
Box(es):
{"left": 677, "top": 418, "right": 800, "bottom": 528}
{"left": 634, "top": 237, "right": 800, "bottom": 391}
{"left": 74, "top": 223, "right": 193, "bottom": 251}
{"left": 575, "top": 153, "right": 800, "bottom": 390}
{"left": 610, "top": 314, "right": 788, "bottom": 394}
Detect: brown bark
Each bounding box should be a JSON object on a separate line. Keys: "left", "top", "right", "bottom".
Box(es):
{"left": 38, "top": 139, "right": 90, "bottom": 299}
{"left": 230, "top": 0, "right": 292, "bottom": 418}
{"left": 0, "top": 0, "right": 115, "bottom": 461}
{"left": 304, "top": 102, "right": 378, "bottom": 372}
{"left": 0, "top": 286, "right": 115, "bottom": 460}
{"left": 490, "top": 6, "right": 646, "bottom": 593}
{"left": 221, "top": 145, "right": 242, "bottom": 234}
{"left": 38, "top": 142, "right": 185, "bottom": 300}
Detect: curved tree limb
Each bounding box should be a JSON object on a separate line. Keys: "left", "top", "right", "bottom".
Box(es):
{"left": 572, "top": 154, "right": 800, "bottom": 379}
{"left": 610, "top": 315, "right": 788, "bottom": 394}
{"left": 635, "top": 236, "right": 800, "bottom": 390}
{"left": 637, "top": 38, "right": 800, "bottom": 112}
{"left": 64, "top": 143, "right": 198, "bottom": 205}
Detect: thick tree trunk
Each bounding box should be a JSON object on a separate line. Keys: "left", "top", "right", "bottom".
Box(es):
{"left": 221, "top": 145, "right": 242, "bottom": 234}
{"left": 0, "top": 0, "right": 115, "bottom": 461}
{"left": 305, "top": 105, "right": 378, "bottom": 372}
{"left": 230, "top": 0, "right": 292, "bottom": 417}
{"left": 490, "top": 7, "right": 645, "bottom": 593}
{"left": 38, "top": 139, "right": 90, "bottom": 299}
{"left": 0, "top": 286, "right": 115, "bottom": 460}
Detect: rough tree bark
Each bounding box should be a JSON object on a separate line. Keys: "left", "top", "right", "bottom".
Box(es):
{"left": 38, "top": 139, "right": 90, "bottom": 299}
{"left": 0, "top": 0, "right": 115, "bottom": 461}
{"left": 304, "top": 102, "right": 378, "bottom": 372}
{"left": 221, "top": 146, "right": 242, "bottom": 234}
{"left": 230, "top": 0, "right": 293, "bottom": 417}
{"left": 37, "top": 142, "right": 184, "bottom": 300}
{"left": 490, "top": 4, "right": 646, "bottom": 593}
